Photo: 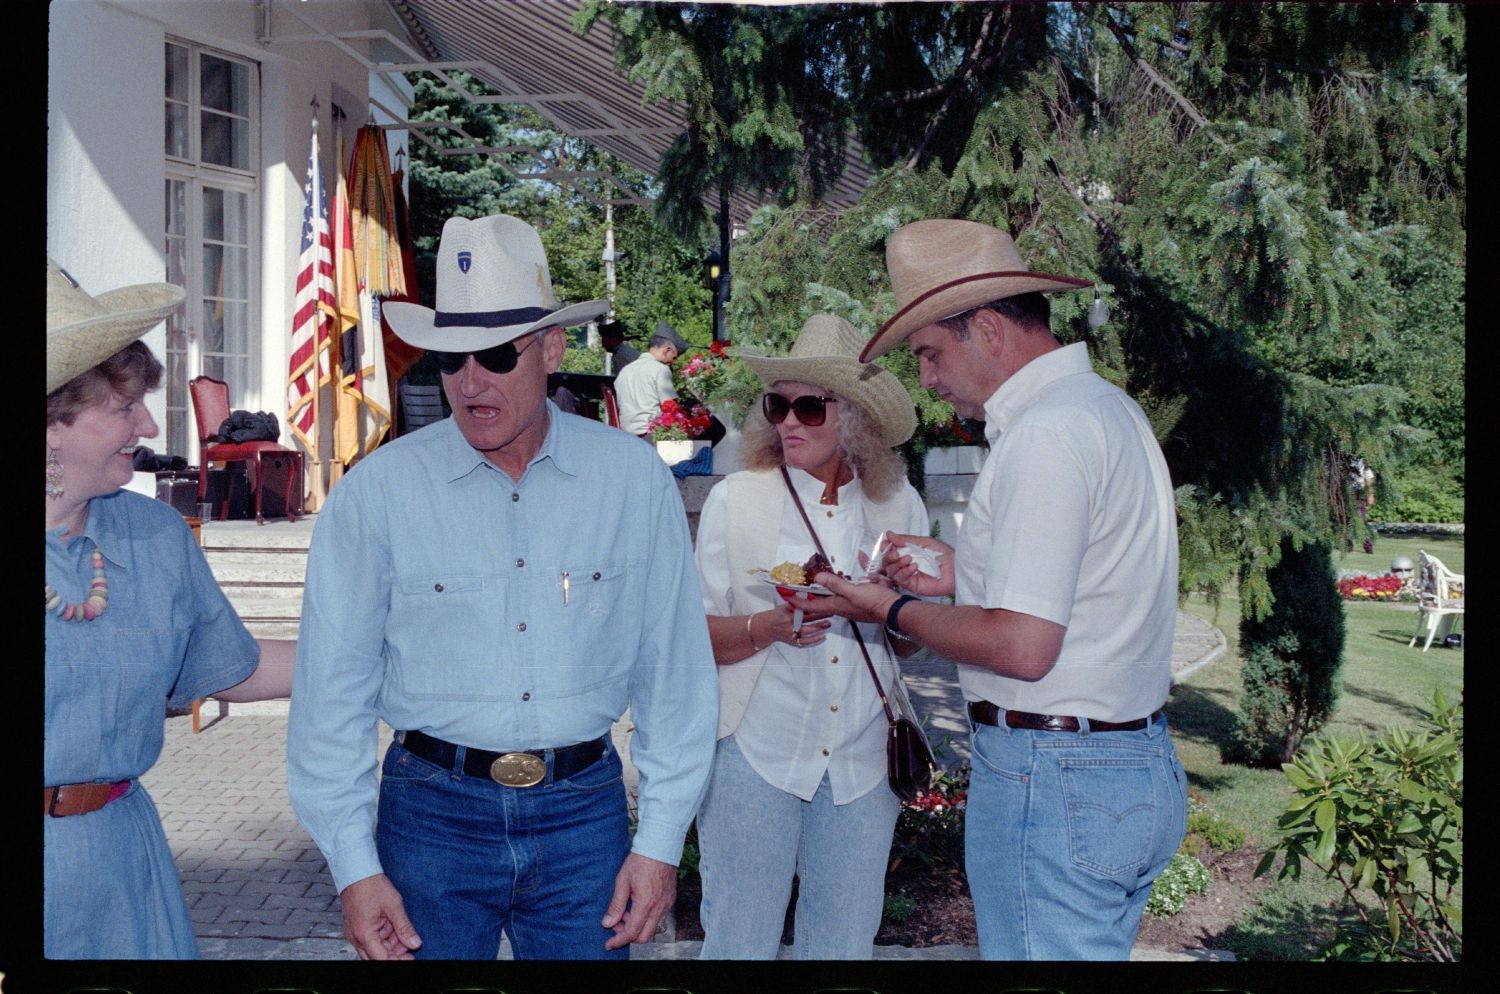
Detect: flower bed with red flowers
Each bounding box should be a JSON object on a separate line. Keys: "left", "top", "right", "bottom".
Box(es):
{"left": 1336, "top": 573, "right": 1409, "bottom": 601}
{"left": 647, "top": 398, "right": 713, "bottom": 441}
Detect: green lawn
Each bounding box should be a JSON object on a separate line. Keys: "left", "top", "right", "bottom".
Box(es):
{"left": 1168, "top": 533, "right": 1464, "bottom": 960}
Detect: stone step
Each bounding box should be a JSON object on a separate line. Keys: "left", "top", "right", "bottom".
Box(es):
{"left": 222, "top": 586, "right": 305, "bottom": 620}
{"left": 204, "top": 554, "right": 309, "bottom": 585}
{"left": 242, "top": 620, "right": 301, "bottom": 640}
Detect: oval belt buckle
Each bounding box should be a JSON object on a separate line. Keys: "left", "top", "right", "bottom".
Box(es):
{"left": 491, "top": 752, "right": 547, "bottom": 788}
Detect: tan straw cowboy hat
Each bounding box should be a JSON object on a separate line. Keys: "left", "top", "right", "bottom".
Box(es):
{"left": 47, "top": 258, "right": 186, "bottom": 395}
{"left": 860, "top": 219, "right": 1092, "bottom": 362}
{"left": 384, "top": 214, "right": 609, "bottom": 352}
{"left": 739, "top": 313, "right": 916, "bottom": 448}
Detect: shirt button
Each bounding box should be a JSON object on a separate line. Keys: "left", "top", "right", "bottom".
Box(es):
{"left": 826, "top": 510, "right": 834, "bottom": 518}
{"left": 511, "top": 492, "right": 520, "bottom": 502}
{"left": 829, "top": 703, "right": 839, "bottom": 712}
{"left": 434, "top": 583, "right": 444, "bottom": 592}
{"left": 592, "top": 571, "right": 601, "bottom": 580}
{"left": 517, "top": 622, "right": 527, "bottom": 632}
{"left": 522, "top": 691, "right": 531, "bottom": 701}
{"left": 821, "top": 747, "right": 830, "bottom": 757}
{"left": 516, "top": 558, "right": 525, "bottom": 568}
{"left": 830, "top": 655, "right": 839, "bottom": 664}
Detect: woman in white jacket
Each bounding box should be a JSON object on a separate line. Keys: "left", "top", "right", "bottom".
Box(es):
{"left": 693, "top": 313, "right": 927, "bottom": 959}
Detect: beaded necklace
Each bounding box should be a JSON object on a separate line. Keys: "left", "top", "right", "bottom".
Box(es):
{"left": 44, "top": 549, "right": 109, "bottom": 622}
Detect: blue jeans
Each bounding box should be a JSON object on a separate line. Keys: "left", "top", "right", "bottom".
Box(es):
{"left": 964, "top": 713, "right": 1187, "bottom": 960}
{"left": 696, "top": 735, "right": 900, "bottom": 959}
{"left": 375, "top": 737, "right": 630, "bottom": 960}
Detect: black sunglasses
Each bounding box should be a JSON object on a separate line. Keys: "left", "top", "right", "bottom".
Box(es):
{"left": 432, "top": 333, "right": 541, "bottom": 376}
{"left": 762, "top": 393, "right": 837, "bottom": 427}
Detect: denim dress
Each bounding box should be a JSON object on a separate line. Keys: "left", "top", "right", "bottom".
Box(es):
{"left": 44, "top": 491, "right": 259, "bottom": 958}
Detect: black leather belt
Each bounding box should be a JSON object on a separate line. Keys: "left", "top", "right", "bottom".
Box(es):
{"left": 398, "top": 730, "right": 607, "bottom": 788}
{"left": 968, "top": 701, "right": 1163, "bottom": 733}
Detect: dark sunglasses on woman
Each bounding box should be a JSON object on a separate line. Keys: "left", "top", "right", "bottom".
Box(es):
{"left": 431, "top": 332, "right": 541, "bottom": 376}
{"left": 762, "top": 392, "right": 837, "bottom": 427}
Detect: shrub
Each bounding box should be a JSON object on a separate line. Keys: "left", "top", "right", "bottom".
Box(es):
{"left": 1256, "top": 690, "right": 1462, "bottom": 962}
{"left": 1227, "top": 537, "right": 1346, "bottom": 766}
{"left": 1145, "top": 853, "right": 1212, "bottom": 917}
{"left": 882, "top": 893, "right": 918, "bottom": 923}
{"left": 1186, "top": 795, "right": 1246, "bottom": 853}
{"left": 888, "top": 767, "right": 967, "bottom": 873}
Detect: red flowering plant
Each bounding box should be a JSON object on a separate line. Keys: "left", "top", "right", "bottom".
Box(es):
{"left": 1335, "top": 573, "right": 1411, "bottom": 602}
{"left": 925, "top": 415, "right": 979, "bottom": 447}
{"left": 888, "top": 766, "right": 968, "bottom": 873}
{"left": 647, "top": 398, "right": 713, "bottom": 441}
{"left": 676, "top": 339, "right": 732, "bottom": 403}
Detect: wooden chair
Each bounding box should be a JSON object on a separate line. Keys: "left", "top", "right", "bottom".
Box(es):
{"left": 397, "top": 381, "right": 446, "bottom": 434}
{"left": 1409, "top": 550, "right": 1464, "bottom": 651}
{"left": 189, "top": 376, "right": 299, "bottom": 525}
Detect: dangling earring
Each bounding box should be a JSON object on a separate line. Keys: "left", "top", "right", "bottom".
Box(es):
{"left": 46, "top": 447, "right": 64, "bottom": 499}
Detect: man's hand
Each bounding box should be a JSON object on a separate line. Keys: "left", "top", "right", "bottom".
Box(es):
{"left": 602, "top": 852, "right": 676, "bottom": 950}
{"left": 340, "top": 874, "right": 422, "bottom": 960}
{"left": 879, "top": 532, "right": 955, "bottom": 598}
{"left": 814, "top": 570, "right": 902, "bottom": 626}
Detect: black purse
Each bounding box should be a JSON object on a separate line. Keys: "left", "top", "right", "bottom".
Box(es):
{"left": 780, "top": 467, "right": 937, "bottom": 802}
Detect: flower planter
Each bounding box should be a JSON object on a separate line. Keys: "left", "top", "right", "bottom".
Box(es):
{"left": 656, "top": 439, "right": 710, "bottom": 465}
{"left": 924, "top": 445, "right": 985, "bottom": 476}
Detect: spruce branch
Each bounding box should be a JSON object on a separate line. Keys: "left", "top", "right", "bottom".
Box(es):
{"left": 1091, "top": 4, "right": 1230, "bottom": 152}
{"left": 904, "top": 6, "right": 1006, "bottom": 170}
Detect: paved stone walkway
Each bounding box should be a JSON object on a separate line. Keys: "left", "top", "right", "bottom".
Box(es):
{"left": 140, "top": 610, "right": 1229, "bottom": 961}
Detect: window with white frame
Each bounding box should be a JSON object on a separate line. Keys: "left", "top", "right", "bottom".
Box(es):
{"left": 164, "top": 39, "right": 258, "bottom": 458}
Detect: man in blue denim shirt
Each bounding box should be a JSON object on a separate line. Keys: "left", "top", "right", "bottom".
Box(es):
{"left": 287, "top": 214, "right": 717, "bottom": 960}
{"left": 820, "top": 219, "right": 1187, "bottom": 960}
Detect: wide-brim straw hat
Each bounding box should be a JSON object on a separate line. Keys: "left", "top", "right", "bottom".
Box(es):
{"left": 739, "top": 314, "right": 916, "bottom": 448}
{"left": 384, "top": 214, "right": 609, "bottom": 352}
{"left": 47, "top": 258, "right": 186, "bottom": 395}
{"left": 860, "top": 219, "right": 1092, "bottom": 362}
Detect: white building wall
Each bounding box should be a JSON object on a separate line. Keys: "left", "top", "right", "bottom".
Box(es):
{"left": 48, "top": 0, "right": 412, "bottom": 457}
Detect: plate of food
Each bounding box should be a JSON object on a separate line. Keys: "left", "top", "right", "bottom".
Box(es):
{"left": 751, "top": 554, "right": 848, "bottom": 598}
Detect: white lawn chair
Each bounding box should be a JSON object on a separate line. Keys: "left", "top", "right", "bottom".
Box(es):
{"left": 1409, "top": 550, "right": 1464, "bottom": 651}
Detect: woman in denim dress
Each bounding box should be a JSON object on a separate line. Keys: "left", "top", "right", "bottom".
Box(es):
{"left": 44, "top": 260, "right": 295, "bottom": 958}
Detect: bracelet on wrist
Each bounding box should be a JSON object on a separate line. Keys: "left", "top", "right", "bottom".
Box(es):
{"left": 745, "top": 612, "right": 763, "bottom": 652}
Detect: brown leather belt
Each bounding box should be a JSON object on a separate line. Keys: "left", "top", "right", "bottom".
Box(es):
{"left": 44, "top": 780, "right": 131, "bottom": 817}
{"left": 968, "top": 701, "right": 1163, "bottom": 733}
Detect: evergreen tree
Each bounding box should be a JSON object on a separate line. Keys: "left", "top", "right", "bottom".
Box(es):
{"left": 583, "top": 3, "right": 1466, "bottom": 613}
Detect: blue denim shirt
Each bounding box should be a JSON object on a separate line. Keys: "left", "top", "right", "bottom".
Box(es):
{"left": 287, "top": 405, "right": 718, "bottom": 892}
{"left": 45, "top": 490, "right": 260, "bottom": 785}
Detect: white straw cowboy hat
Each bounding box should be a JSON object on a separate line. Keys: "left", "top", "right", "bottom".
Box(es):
{"left": 47, "top": 258, "right": 186, "bottom": 395}
{"left": 739, "top": 313, "right": 917, "bottom": 448}
{"left": 860, "top": 219, "right": 1092, "bottom": 362}
{"left": 384, "top": 214, "right": 609, "bottom": 352}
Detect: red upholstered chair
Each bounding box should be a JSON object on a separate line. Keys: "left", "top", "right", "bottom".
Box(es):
{"left": 602, "top": 385, "right": 621, "bottom": 429}
{"left": 189, "top": 376, "right": 299, "bottom": 524}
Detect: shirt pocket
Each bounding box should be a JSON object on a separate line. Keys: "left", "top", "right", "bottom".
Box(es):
{"left": 390, "top": 573, "right": 502, "bottom": 701}
{"left": 113, "top": 627, "right": 189, "bottom": 737}
{"left": 539, "top": 562, "right": 633, "bottom": 697}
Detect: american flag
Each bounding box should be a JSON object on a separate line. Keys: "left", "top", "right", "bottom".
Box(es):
{"left": 286, "top": 123, "right": 334, "bottom": 453}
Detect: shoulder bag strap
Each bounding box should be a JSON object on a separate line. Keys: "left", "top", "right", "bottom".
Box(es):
{"left": 779, "top": 466, "right": 896, "bottom": 724}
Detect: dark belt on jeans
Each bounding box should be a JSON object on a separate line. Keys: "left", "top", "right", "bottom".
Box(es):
{"left": 968, "top": 701, "right": 1163, "bottom": 733}
{"left": 398, "top": 729, "right": 607, "bottom": 788}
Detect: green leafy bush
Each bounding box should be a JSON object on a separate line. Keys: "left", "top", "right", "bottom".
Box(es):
{"left": 882, "top": 893, "right": 918, "bottom": 923}
{"left": 888, "top": 767, "right": 967, "bottom": 873}
{"left": 1186, "top": 794, "right": 1246, "bottom": 853}
{"left": 1145, "top": 853, "right": 1212, "bottom": 917}
{"left": 1256, "top": 691, "right": 1462, "bottom": 962}
{"left": 1227, "top": 537, "right": 1346, "bottom": 766}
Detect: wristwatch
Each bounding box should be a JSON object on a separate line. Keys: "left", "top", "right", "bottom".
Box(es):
{"left": 885, "top": 594, "right": 918, "bottom": 640}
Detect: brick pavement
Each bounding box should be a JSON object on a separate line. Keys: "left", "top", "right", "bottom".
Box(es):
{"left": 140, "top": 609, "right": 1227, "bottom": 961}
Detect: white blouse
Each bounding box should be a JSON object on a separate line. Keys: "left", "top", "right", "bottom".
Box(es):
{"left": 695, "top": 466, "right": 928, "bottom": 804}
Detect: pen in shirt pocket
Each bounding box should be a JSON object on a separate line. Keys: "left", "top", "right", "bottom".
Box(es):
{"left": 562, "top": 570, "right": 570, "bottom": 605}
